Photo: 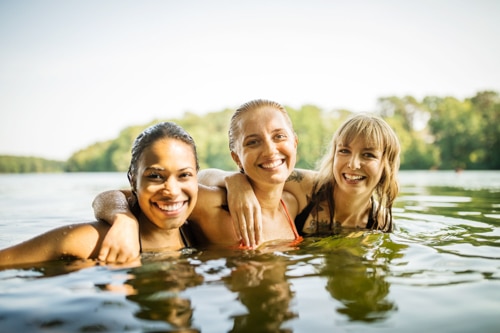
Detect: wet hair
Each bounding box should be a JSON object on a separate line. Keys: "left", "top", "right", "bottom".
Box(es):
{"left": 228, "top": 99, "right": 295, "bottom": 172}
{"left": 127, "top": 121, "right": 199, "bottom": 191}
{"left": 228, "top": 99, "right": 294, "bottom": 153}
{"left": 312, "top": 113, "right": 401, "bottom": 231}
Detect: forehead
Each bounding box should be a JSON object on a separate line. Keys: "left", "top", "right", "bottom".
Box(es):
{"left": 337, "top": 135, "right": 382, "bottom": 150}
{"left": 237, "top": 107, "right": 292, "bottom": 135}
{"left": 139, "top": 138, "right": 196, "bottom": 168}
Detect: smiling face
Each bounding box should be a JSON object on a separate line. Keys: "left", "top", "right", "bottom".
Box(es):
{"left": 134, "top": 138, "right": 198, "bottom": 230}
{"left": 333, "top": 135, "right": 384, "bottom": 198}
{"left": 231, "top": 106, "right": 297, "bottom": 187}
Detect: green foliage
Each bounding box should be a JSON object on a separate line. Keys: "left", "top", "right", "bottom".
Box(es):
{"left": 0, "top": 155, "right": 65, "bottom": 173}
{"left": 425, "top": 91, "right": 500, "bottom": 170}
{"left": 6, "top": 91, "right": 500, "bottom": 173}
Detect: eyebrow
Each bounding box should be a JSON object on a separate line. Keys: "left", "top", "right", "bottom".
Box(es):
{"left": 144, "top": 166, "right": 195, "bottom": 172}
{"left": 243, "top": 128, "right": 288, "bottom": 140}
{"left": 145, "top": 166, "right": 165, "bottom": 171}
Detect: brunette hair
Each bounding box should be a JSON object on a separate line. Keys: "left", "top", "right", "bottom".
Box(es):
{"left": 127, "top": 121, "right": 199, "bottom": 192}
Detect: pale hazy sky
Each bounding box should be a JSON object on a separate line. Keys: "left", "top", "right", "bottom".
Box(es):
{"left": 1, "top": 0, "right": 499, "bottom": 160}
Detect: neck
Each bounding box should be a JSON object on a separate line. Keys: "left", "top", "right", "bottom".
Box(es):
{"left": 249, "top": 181, "right": 297, "bottom": 241}
{"left": 333, "top": 186, "right": 372, "bottom": 228}
{"left": 250, "top": 181, "right": 284, "bottom": 211}
{"left": 138, "top": 214, "right": 185, "bottom": 251}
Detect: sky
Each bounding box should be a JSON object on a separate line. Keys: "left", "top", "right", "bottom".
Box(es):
{"left": 1, "top": 0, "right": 499, "bottom": 160}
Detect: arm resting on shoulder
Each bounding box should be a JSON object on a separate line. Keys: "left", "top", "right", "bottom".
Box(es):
{"left": 92, "top": 189, "right": 140, "bottom": 263}
{"left": 198, "top": 168, "right": 262, "bottom": 248}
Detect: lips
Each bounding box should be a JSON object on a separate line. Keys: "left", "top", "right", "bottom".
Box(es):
{"left": 156, "top": 201, "right": 186, "bottom": 212}
{"left": 343, "top": 173, "right": 366, "bottom": 181}
{"left": 260, "top": 159, "right": 285, "bottom": 169}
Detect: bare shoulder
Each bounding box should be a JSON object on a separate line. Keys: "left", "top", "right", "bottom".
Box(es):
{"left": 190, "top": 184, "right": 228, "bottom": 224}
{"left": 284, "top": 169, "right": 317, "bottom": 209}
{"left": 288, "top": 168, "right": 316, "bottom": 187}
{"left": 188, "top": 185, "right": 237, "bottom": 247}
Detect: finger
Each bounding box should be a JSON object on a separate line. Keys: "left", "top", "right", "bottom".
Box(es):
{"left": 98, "top": 247, "right": 109, "bottom": 262}
{"left": 253, "top": 209, "right": 263, "bottom": 246}
{"left": 229, "top": 210, "right": 242, "bottom": 241}
{"left": 115, "top": 252, "right": 130, "bottom": 264}
{"left": 238, "top": 217, "right": 251, "bottom": 248}
{"left": 241, "top": 205, "right": 257, "bottom": 248}
{"left": 105, "top": 247, "right": 119, "bottom": 263}
{"left": 246, "top": 214, "right": 256, "bottom": 248}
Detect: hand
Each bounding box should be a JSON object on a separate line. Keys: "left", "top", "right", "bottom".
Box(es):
{"left": 98, "top": 213, "right": 140, "bottom": 263}
{"left": 226, "top": 173, "right": 262, "bottom": 248}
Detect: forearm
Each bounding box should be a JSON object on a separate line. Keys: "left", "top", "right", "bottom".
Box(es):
{"left": 198, "top": 168, "right": 239, "bottom": 188}
{"left": 92, "top": 189, "right": 140, "bottom": 262}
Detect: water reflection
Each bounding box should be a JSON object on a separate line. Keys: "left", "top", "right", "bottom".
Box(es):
{"left": 124, "top": 258, "right": 203, "bottom": 332}
{"left": 223, "top": 253, "right": 296, "bottom": 333}
{"left": 304, "top": 233, "right": 406, "bottom": 322}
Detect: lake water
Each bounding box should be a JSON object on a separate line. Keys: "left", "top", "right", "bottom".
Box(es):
{"left": 0, "top": 171, "right": 499, "bottom": 333}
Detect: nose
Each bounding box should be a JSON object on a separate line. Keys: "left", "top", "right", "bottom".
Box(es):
{"left": 162, "top": 177, "right": 180, "bottom": 196}
{"left": 348, "top": 154, "right": 361, "bottom": 170}
{"left": 263, "top": 138, "right": 278, "bottom": 156}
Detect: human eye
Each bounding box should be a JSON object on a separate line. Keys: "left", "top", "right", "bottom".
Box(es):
{"left": 337, "top": 148, "right": 350, "bottom": 155}
{"left": 145, "top": 171, "right": 164, "bottom": 182}
{"left": 274, "top": 132, "right": 288, "bottom": 141}
{"left": 179, "top": 171, "right": 195, "bottom": 180}
{"left": 363, "top": 149, "right": 381, "bottom": 159}
{"left": 244, "top": 138, "right": 259, "bottom": 147}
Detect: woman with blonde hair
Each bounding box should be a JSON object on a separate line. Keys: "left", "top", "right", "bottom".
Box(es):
{"left": 294, "top": 113, "right": 400, "bottom": 234}
{"left": 204, "top": 113, "right": 401, "bottom": 244}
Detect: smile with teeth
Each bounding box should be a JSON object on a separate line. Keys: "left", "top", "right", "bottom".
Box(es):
{"left": 344, "top": 173, "right": 365, "bottom": 181}
{"left": 260, "top": 159, "right": 285, "bottom": 169}
{"left": 157, "top": 201, "right": 185, "bottom": 212}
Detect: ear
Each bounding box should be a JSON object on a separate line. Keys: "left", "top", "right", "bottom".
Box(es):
{"left": 294, "top": 133, "right": 298, "bottom": 148}
{"left": 127, "top": 171, "right": 137, "bottom": 194}
{"left": 231, "top": 151, "right": 243, "bottom": 170}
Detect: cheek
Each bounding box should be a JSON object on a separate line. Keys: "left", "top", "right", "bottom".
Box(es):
{"left": 136, "top": 180, "right": 158, "bottom": 199}
{"left": 187, "top": 182, "right": 198, "bottom": 197}
{"left": 369, "top": 161, "right": 384, "bottom": 179}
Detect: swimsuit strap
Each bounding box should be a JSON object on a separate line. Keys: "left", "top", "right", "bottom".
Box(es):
{"left": 366, "top": 197, "right": 376, "bottom": 229}
{"left": 179, "top": 224, "right": 191, "bottom": 248}
{"left": 294, "top": 200, "right": 315, "bottom": 236}
{"left": 138, "top": 222, "right": 189, "bottom": 254}
{"left": 280, "top": 199, "right": 302, "bottom": 241}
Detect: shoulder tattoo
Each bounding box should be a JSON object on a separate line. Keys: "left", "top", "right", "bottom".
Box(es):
{"left": 286, "top": 169, "right": 304, "bottom": 183}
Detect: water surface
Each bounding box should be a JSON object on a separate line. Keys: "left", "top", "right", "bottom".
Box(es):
{"left": 0, "top": 171, "right": 499, "bottom": 332}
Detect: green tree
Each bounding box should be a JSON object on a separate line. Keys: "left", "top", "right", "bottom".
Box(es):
{"left": 377, "top": 96, "right": 437, "bottom": 169}
{"left": 469, "top": 91, "right": 500, "bottom": 169}
{"left": 425, "top": 96, "right": 482, "bottom": 169}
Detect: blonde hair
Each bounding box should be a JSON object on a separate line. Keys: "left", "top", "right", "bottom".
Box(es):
{"left": 313, "top": 113, "right": 400, "bottom": 231}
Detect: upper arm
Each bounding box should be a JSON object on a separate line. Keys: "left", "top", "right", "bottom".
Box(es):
{"left": 93, "top": 189, "right": 136, "bottom": 224}
{"left": 198, "top": 168, "right": 238, "bottom": 188}
{"left": 188, "top": 185, "right": 238, "bottom": 246}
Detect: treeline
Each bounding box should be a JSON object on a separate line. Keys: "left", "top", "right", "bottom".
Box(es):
{"left": 2, "top": 91, "right": 499, "bottom": 173}
{"left": 0, "top": 155, "right": 65, "bottom": 173}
